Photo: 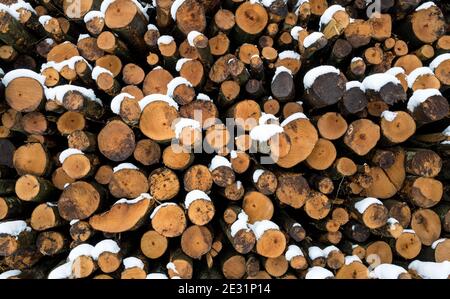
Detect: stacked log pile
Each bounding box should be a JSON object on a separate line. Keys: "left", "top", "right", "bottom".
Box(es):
{"left": 0, "top": 0, "right": 449, "bottom": 279}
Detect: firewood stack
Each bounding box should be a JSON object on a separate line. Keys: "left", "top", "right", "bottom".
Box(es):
{"left": 0, "top": 0, "right": 449, "bottom": 280}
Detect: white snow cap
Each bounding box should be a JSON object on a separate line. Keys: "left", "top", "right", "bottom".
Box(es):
{"left": 170, "top": 0, "right": 186, "bottom": 20}
{"left": 209, "top": 155, "right": 232, "bottom": 171}
{"left": 431, "top": 238, "right": 446, "bottom": 249}
{"left": 369, "top": 264, "right": 407, "bottom": 279}
{"left": 187, "top": 31, "right": 203, "bottom": 47}
{"left": 91, "top": 66, "right": 113, "bottom": 81}
{"left": 429, "top": 53, "right": 450, "bottom": 71}
{"left": 59, "top": 148, "right": 84, "bottom": 164}
{"left": 147, "top": 273, "right": 168, "bottom": 279}
{"left": 407, "top": 67, "right": 434, "bottom": 88}
{"left": 230, "top": 211, "right": 251, "bottom": 237}
{"left": 0, "top": 0, "right": 35, "bottom": 20}
{"left": 175, "top": 58, "right": 192, "bottom": 72}
{"left": 110, "top": 93, "right": 135, "bottom": 114}
{"left": 197, "top": 93, "right": 212, "bottom": 101}
{"left": 319, "top": 5, "right": 345, "bottom": 30}
{"left": 114, "top": 193, "right": 152, "bottom": 205}
{"left": 184, "top": 190, "right": 211, "bottom": 209}
{"left": 250, "top": 220, "right": 280, "bottom": 240}
{"left": 70, "top": 219, "right": 79, "bottom": 226}
{"left": 408, "top": 260, "right": 450, "bottom": 279}
{"left": 278, "top": 50, "right": 301, "bottom": 61}
{"left": 290, "top": 26, "right": 304, "bottom": 40}
{"left": 1, "top": 69, "right": 46, "bottom": 87}
{"left": 308, "top": 246, "right": 324, "bottom": 260}
{"left": 45, "top": 85, "right": 101, "bottom": 105}
{"left": 407, "top": 89, "right": 442, "bottom": 112}
{"left": 48, "top": 262, "right": 72, "bottom": 279}
{"left": 272, "top": 66, "right": 292, "bottom": 83}
{"left": 387, "top": 217, "right": 399, "bottom": 229}
{"left": 259, "top": 113, "right": 278, "bottom": 125}
{"left": 68, "top": 244, "right": 94, "bottom": 261}
{"left": 0, "top": 220, "right": 31, "bottom": 237}
{"left": 385, "top": 67, "right": 405, "bottom": 77}
{"left": 442, "top": 126, "right": 450, "bottom": 136}
{"left": 362, "top": 73, "right": 400, "bottom": 92}
{"left": 250, "top": 124, "right": 284, "bottom": 142}
{"left": 303, "top": 65, "right": 340, "bottom": 89}
{"left": 441, "top": 140, "right": 450, "bottom": 145}
{"left": 305, "top": 267, "right": 334, "bottom": 279}
{"left": 285, "top": 245, "right": 303, "bottom": 261}
{"left": 402, "top": 229, "right": 416, "bottom": 234}
{"left": 0, "top": 269, "right": 21, "bottom": 279}
{"left": 354, "top": 197, "right": 383, "bottom": 214}
{"left": 351, "top": 57, "right": 363, "bottom": 63}
{"left": 78, "top": 34, "right": 90, "bottom": 42}
{"left": 41, "top": 56, "right": 92, "bottom": 73}
{"left": 322, "top": 245, "right": 340, "bottom": 257}
{"left": 173, "top": 117, "right": 201, "bottom": 139}
{"left": 415, "top": 1, "right": 436, "bottom": 11}
{"left": 252, "top": 169, "right": 265, "bottom": 183}
{"left": 147, "top": 24, "right": 158, "bottom": 31}
{"left": 113, "top": 163, "right": 139, "bottom": 173}
{"left": 138, "top": 94, "right": 179, "bottom": 110}
{"left": 346, "top": 81, "right": 364, "bottom": 91}
{"left": 166, "top": 262, "right": 178, "bottom": 274}
{"left": 123, "top": 257, "right": 145, "bottom": 269}
{"left": 150, "top": 202, "right": 178, "bottom": 219}
{"left": 381, "top": 111, "right": 398, "bottom": 122}
{"left": 157, "top": 35, "right": 174, "bottom": 45}
{"left": 345, "top": 255, "right": 362, "bottom": 265}
{"left": 91, "top": 239, "right": 121, "bottom": 260}
{"left": 167, "top": 77, "right": 193, "bottom": 97}
{"left": 303, "top": 32, "right": 325, "bottom": 48}
{"left": 280, "top": 112, "right": 308, "bottom": 127}
{"left": 38, "top": 15, "right": 52, "bottom": 26}
{"left": 83, "top": 10, "right": 104, "bottom": 23}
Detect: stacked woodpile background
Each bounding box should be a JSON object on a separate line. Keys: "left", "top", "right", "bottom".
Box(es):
{"left": 0, "top": 0, "right": 449, "bottom": 279}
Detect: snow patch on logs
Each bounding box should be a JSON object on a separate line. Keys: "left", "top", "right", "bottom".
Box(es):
{"left": 1, "top": 69, "right": 46, "bottom": 87}
{"left": 114, "top": 193, "right": 152, "bottom": 205}
{"left": 319, "top": 5, "right": 345, "bottom": 30}
{"left": 166, "top": 262, "right": 178, "bottom": 274}
{"left": 84, "top": 11, "right": 104, "bottom": 23}
{"left": 68, "top": 243, "right": 94, "bottom": 261}
{"left": 250, "top": 124, "right": 284, "bottom": 142}
{"left": 407, "top": 67, "right": 434, "bottom": 88}
{"left": 91, "top": 66, "right": 113, "bottom": 81}
{"left": 362, "top": 73, "right": 400, "bottom": 92}
{"left": 322, "top": 245, "right": 340, "bottom": 257}
{"left": 59, "top": 148, "right": 84, "bottom": 163}
{"left": 184, "top": 190, "right": 211, "bottom": 209}
{"left": 381, "top": 111, "right": 398, "bottom": 122}
{"left": 285, "top": 245, "right": 303, "bottom": 261}
{"left": 354, "top": 197, "right": 383, "bottom": 214}
{"left": 278, "top": 50, "right": 301, "bottom": 61}
{"left": 176, "top": 58, "right": 192, "bottom": 72}
{"left": 170, "top": 0, "right": 186, "bottom": 20}
{"left": 346, "top": 81, "right": 364, "bottom": 91}
{"left": 250, "top": 220, "right": 280, "bottom": 240}
{"left": 272, "top": 66, "right": 292, "bottom": 83}
{"left": 305, "top": 267, "right": 334, "bottom": 279}
{"left": 173, "top": 118, "right": 201, "bottom": 139}
{"left": 230, "top": 211, "right": 251, "bottom": 237}
{"left": 0, "top": 220, "right": 31, "bottom": 237}
{"left": 78, "top": 34, "right": 90, "bottom": 42}
{"left": 150, "top": 203, "right": 178, "bottom": 219}
{"left": 308, "top": 246, "right": 324, "bottom": 260}
{"left": 402, "top": 229, "right": 416, "bottom": 234}
{"left": 259, "top": 113, "right": 278, "bottom": 125}
{"left": 167, "top": 77, "right": 193, "bottom": 97}
{"left": 431, "top": 238, "right": 446, "bottom": 249}
{"left": 70, "top": 219, "right": 79, "bottom": 225}
{"left": 41, "top": 56, "right": 92, "bottom": 72}
{"left": 252, "top": 169, "right": 265, "bottom": 183}
{"left": 91, "top": 239, "right": 121, "bottom": 260}
{"left": 442, "top": 126, "right": 450, "bottom": 136}
{"left": 113, "top": 163, "right": 139, "bottom": 173}
{"left": 0, "top": 269, "right": 21, "bottom": 279}
{"left": 407, "top": 89, "right": 442, "bottom": 112}
{"left": 147, "top": 273, "right": 169, "bottom": 279}
{"left": 110, "top": 93, "right": 135, "bottom": 114}
{"left": 45, "top": 85, "right": 102, "bottom": 105}
{"left": 123, "top": 257, "right": 145, "bottom": 269}
{"left": 48, "top": 262, "right": 72, "bottom": 279}
{"left": 38, "top": 15, "right": 52, "bottom": 26}
{"left": 429, "top": 53, "right": 450, "bottom": 71}
{"left": 345, "top": 255, "right": 362, "bottom": 265}
{"left": 303, "top": 65, "right": 340, "bottom": 89}
{"left": 387, "top": 217, "right": 399, "bottom": 229}
{"left": 415, "top": 1, "right": 436, "bottom": 11}
{"left": 157, "top": 35, "right": 174, "bottom": 46}
{"left": 290, "top": 26, "right": 304, "bottom": 40}
{"left": 147, "top": 24, "right": 158, "bottom": 31}
{"left": 280, "top": 112, "right": 308, "bottom": 127}
{"left": 0, "top": 1, "right": 35, "bottom": 20}
{"left": 197, "top": 93, "right": 212, "bottom": 101}
{"left": 351, "top": 57, "right": 363, "bottom": 63}
{"left": 408, "top": 261, "right": 450, "bottom": 279}
{"left": 209, "top": 155, "right": 232, "bottom": 171}
{"left": 303, "top": 32, "right": 324, "bottom": 48}
{"left": 139, "top": 94, "right": 179, "bottom": 110}
{"left": 369, "top": 264, "right": 407, "bottom": 279}
{"left": 385, "top": 67, "right": 405, "bottom": 76}
{"left": 187, "top": 31, "right": 202, "bottom": 47}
